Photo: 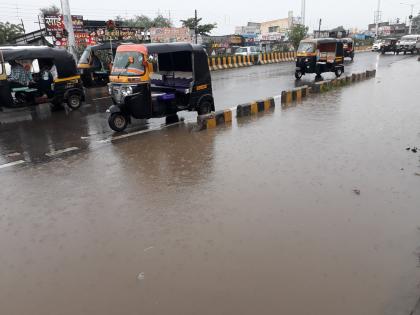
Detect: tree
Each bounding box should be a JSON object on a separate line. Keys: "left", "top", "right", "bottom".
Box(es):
{"left": 40, "top": 5, "right": 61, "bottom": 17}
{"left": 180, "top": 17, "right": 217, "bottom": 36}
{"left": 288, "top": 24, "right": 309, "bottom": 50}
{"left": 0, "top": 22, "right": 24, "bottom": 45}
{"left": 119, "top": 14, "right": 171, "bottom": 30}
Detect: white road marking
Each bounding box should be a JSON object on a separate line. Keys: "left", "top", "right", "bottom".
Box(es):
{"left": 0, "top": 160, "right": 26, "bottom": 169}
{"left": 98, "top": 121, "right": 184, "bottom": 144}
{"left": 144, "top": 246, "right": 154, "bottom": 252}
{"left": 6, "top": 152, "right": 21, "bottom": 158}
{"left": 46, "top": 147, "right": 79, "bottom": 157}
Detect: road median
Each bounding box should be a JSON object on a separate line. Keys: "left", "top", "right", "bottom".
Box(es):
{"left": 198, "top": 69, "right": 376, "bottom": 130}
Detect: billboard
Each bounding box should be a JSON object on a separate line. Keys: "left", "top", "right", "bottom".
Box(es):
{"left": 150, "top": 27, "right": 191, "bottom": 43}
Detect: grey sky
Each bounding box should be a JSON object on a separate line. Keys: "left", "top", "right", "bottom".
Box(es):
{"left": 1, "top": 0, "right": 419, "bottom": 34}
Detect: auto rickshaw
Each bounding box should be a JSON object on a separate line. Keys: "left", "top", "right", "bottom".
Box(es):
{"left": 77, "top": 42, "right": 121, "bottom": 87}
{"left": 341, "top": 38, "right": 355, "bottom": 61}
{"left": 0, "top": 46, "right": 84, "bottom": 109}
{"left": 107, "top": 43, "right": 214, "bottom": 132}
{"left": 295, "top": 38, "right": 345, "bottom": 80}
{"left": 381, "top": 38, "right": 400, "bottom": 55}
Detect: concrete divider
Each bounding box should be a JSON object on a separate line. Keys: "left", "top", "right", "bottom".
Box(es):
{"left": 208, "top": 48, "right": 376, "bottom": 72}
{"left": 198, "top": 69, "right": 376, "bottom": 131}
{"left": 236, "top": 97, "right": 275, "bottom": 118}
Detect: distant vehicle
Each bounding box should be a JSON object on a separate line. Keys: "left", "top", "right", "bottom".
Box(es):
{"left": 341, "top": 38, "right": 355, "bottom": 61}
{"left": 381, "top": 38, "right": 400, "bottom": 55}
{"left": 78, "top": 42, "right": 122, "bottom": 87}
{"left": 295, "top": 38, "right": 345, "bottom": 80}
{"left": 234, "top": 46, "right": 260, "bottom": 56}
{"left": 107, "top": 43, "right": 214, "bottom": 132}
{"left": 372, "top": 40, "right": 384, "bottom": 51}
{"left": 397, "top": 35, "right": 420, "bottom": 54}
{"left": 0, "top": 46, "right": 84, "bottom": 110}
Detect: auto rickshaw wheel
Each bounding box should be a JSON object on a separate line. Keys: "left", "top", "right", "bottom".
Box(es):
{"left": 295, "top": 71, "right": 303, "bottom": 80}
{"left": 108, "top": 113, "right": 128, "bottom": 132}
{"left": 67, "top": 94, "right": 82, "bottom": 110}
{"left": 335, "top": 68, "right": 343, "bottom": 78}
{"left": 197, "top": 99, "right": 213, "bottom": 115}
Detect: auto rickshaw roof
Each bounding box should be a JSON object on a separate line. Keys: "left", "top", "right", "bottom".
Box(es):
{"left": 116, "top": 43, "right": 206, "bottom": 55}
{"left": 0, "top": 46, "right": 77, "bottom": 78}
{"left": 301, "top": 38, "right": 340, "bottom": 45}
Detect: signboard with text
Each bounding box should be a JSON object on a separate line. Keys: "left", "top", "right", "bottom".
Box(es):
{"left": 150, "top": 27, "right": 191, "bottom": 43}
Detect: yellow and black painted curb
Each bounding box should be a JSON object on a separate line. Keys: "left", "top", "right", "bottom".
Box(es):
{"left": 198, "top": 69, "right": 377, "bottom": 130}
{"left": 207, "top": 46, "right": 373, "bottom": 72}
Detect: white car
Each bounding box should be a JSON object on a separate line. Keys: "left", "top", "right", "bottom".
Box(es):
{"left": 235, "top": 46, "right": 260, "bottom": 56}
{"left": 397, "top": 35, "right": 420, "bottom": 54}
{"left": 372, "top": 41, "right": 383, "bottom": 51}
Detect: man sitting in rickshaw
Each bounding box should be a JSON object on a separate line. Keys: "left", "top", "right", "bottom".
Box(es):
{"left": 8, "top": 60, "right": 34, "bottom": 89}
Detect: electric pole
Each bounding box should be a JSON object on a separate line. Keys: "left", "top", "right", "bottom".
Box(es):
{"left": 318, "top": 19, "right": 322, "bottom": 38}
{"left": 401, "top": 2, "right": 418, "bottom": 34}
{"left": 61, "top": 0, "right": 77, "bottom": 61}
{"left": 301, "top": 0, "right": 306, "bottom": 26}
{"left": 375, "top": 0, "right": 382, "bottom": 38}
{"left": 194, "top": 10, "right": 199, "bottom": 44}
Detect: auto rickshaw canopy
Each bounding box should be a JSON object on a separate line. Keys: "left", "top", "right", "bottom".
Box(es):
{"left": 0, "top": 46, "right": 77, "bottom": 79}
{"left": 115, "top": 43, "right": 211, "bottom": 83}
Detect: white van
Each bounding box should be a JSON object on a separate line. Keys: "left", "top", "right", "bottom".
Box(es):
{"left": 397, "top": 35, "right": 420, "bottom": 54}
{"left": 235, "top": 46, "right": 260, "bottom": 56}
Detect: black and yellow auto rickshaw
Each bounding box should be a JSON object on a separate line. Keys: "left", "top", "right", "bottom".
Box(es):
{"left": 341, "top": 38, "right": 355, "bottom": 60}
{"left": 295, "top": 38, "right": 345, "bottom": 80}
{"left": 77, "top": 42, "right": 120, "bottom": 87}
{"left": 0, "top": 46, "right": 84, "bottom": 109}
{"left": 381, "top": 38, "right": 400, "bottom": 55}
{"left": 107, "top": 43, "right": 214, "bottom": 132}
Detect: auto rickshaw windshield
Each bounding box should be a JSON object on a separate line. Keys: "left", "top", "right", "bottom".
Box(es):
{"left": 79, "top": 48, "right": 91, "bottom": 64}
{"left": 298, "top": 42, "right": 316, "bottom": 53}
{"left": 111, "top": 51, "right": 145, "bottom": 76}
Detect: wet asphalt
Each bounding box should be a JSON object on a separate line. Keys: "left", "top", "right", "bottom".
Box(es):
{"left": 0, "top": 52, "right": 388, "bottom": 165}
{"left": 1, "top": 52, "right": 420, "bottom": 315}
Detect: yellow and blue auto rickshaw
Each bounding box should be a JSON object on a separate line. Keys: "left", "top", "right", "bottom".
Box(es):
{"left": 77, "top": 42, "right": 121, "bottom": 87}
{"left": 107, "top": 43, "right": 214, "bottom": 132}
{"left": 0, "top": 46, "right": 84, "bottom": 109}
{"left": 295, "top": 38, "right": 345, "bottom": 80}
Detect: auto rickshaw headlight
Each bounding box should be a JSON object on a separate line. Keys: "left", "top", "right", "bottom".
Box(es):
{"left": 121, "top": 86, "right": 133, "bottom": 97}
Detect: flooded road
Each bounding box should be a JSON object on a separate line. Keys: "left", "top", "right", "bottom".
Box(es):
{"left": 0, "top": 52, "right": 388, "bottom": 163}
{"left": 1, "top": 53, "right": 420, "bottom": 315}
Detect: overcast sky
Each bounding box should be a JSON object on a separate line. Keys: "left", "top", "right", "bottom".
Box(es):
{"left": 1, "top": 0, "right": 419, "bottom": 34}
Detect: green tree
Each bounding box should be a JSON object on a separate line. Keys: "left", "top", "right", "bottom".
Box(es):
{"left": 0, "top": 22, "right": 24, "bottom": 45}
{"left": 288, "top": 24, "right": 309, "bottom": 51}
{"left": 40, "top": 5, "right": 61, "bottom": 17}
{"left": 119, "top": 14, "right": 171, "bottom": 30}
{"left": 180, "top": 17, "right": 217, "bottom": 36}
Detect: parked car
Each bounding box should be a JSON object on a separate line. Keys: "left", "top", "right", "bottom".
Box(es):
{"left": 235, "top": 47, "right": 260, "bottom": 56}
{"left": 372, "top": 40, "right": 384, "bottom": 51}
{"left": 397, "top": 35, "right": 420, "bottom": 54}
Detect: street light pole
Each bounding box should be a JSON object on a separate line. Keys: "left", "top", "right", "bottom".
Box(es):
{"left": 400, "top": 2, "right": 419, "bottom": 34}
{"left": 61, "top": 0, "right": 77, "bottom": 61}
